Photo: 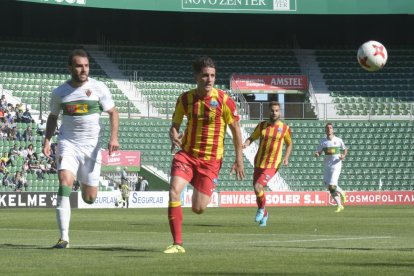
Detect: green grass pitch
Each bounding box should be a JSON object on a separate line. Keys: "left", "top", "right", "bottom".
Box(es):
{"left": 0, "top": 206, "right": 413, "bottom": 275}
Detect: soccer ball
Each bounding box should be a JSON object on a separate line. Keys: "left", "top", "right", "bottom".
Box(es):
{"left": 357, "top": 41, "right": 387, "bottom": 72}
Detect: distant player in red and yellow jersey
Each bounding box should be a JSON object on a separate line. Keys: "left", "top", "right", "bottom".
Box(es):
{"left": 164, "top": 56, "right": 245, "bottom": 254}
{"left": 243, "top": 101, "right": 292, "bottom": 227}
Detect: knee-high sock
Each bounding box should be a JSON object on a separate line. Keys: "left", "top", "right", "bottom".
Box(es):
{"left": 56, "top": 185, "right": 72, "bottom": 241}
{"left": 168, "top": 201, "right": 183, "bottom": 245}
{"left": 256, "top": 190, "right": 266, "bottom": 210}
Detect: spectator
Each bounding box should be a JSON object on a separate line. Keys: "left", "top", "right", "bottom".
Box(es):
{"left": 8, "top": 126, "right": 21, "bottom": 141}
{"left": 24, "top": 144, "right": 38, "bottom": 160}
{"left": 9, "top": 144, "right": 20, "bottom": 163}
{"left": 0, "top": 152, "right": 10, "bottom": 166}
{"left": 23, "top": 126, "right": 34, "bottom": 142}
{"left": 7, "top": 104, "right": 16, "bottom": 118}
{"left": 139, "top": 176, "right": 149, "bottom": 191}
{"left": 0, "top": 95, "right": 7, "bottom": 110}
{"left": 29, "top": 159, "right": 43, "bottom": 179}
{"left": 39, "top": 160, "right": 49, "bottom": 175}
{"left": 13, "top": 171, "right": 28, "bottom": 192}
{"left": 0, "top": 108, "right": 5, "bottom": 122}
{"left": 2, "top": 172, "right": 14, "bottom": 190}
{"left": 5, "top": 111, "right": 14, "bottom": 125}
{"left": 0, "top": 120, "right": 9, "bottom": 140}
{"left": 22, "top": 159, "right": 30, "bottom": 173}
{"left": 15, "top": 109, "right": 23, "bottom": 123}
{"left": 22, "top": 108, "right": 33, "bottom": 123}
{"left": 50, "top": 143, "right": 58, "bottom": 160}
{"left": 48, "top": 160, "right": 57, "bottom": 174}
{"left": 121, "top": 167, "right": 128, "bottom": 186}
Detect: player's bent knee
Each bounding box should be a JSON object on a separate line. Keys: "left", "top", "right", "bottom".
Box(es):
{"left": 82, "top": 196, "right": 96, "bottom": 205}
{"left": 192, "top": 206, "right": 205, "bottom": 214}
{"left": 328, "top": 185, "right": 337, "bottom": 193}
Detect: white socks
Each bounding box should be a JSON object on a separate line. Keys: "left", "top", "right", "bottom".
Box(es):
{"left": 56, "top": 195, "right": 71, "bottom": 242}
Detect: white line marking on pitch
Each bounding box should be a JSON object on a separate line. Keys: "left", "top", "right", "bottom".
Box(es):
{"left": 249, "top": 236, "right": 393, "bottom": 244}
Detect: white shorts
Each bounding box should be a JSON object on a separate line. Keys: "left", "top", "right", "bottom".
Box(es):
{"left": 57, "top": 142, "right": 102, "bottom": 186}
{"left": 323, "top": 164, "right": 342, "bottom": 186}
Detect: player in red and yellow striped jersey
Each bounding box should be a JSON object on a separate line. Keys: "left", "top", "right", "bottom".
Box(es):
{"left": 164, "top": 56, "right": 245, "bottom": 254}
{"left": 243, "top": 101, "right": 292, "bottom": 227}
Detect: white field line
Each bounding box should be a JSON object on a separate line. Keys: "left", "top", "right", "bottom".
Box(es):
{"left": 247, "top": 236, "right": 393, "bottom": 244}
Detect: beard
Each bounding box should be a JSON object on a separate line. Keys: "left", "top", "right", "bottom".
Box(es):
{"left": 72, "top": 73, "right": 88, "bottom": 83}
{"left": 270, "top": 115, "right": 279, "bottom": 122}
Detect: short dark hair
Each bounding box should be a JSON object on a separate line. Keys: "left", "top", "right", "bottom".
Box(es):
{"left": 269, "top": 101, "right": 280, "bottom": 108}
{"left": 192, "top": 56, "right": 215, "bottom": 74}
{"left": 68, "top": 49, "right": 89, "bottom": 66}
{"left": 325, "top": 122, "right": 333, "bottom": 127}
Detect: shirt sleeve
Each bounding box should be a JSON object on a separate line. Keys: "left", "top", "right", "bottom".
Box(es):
{"left": 250, "top": 122, "right": 262, "bottom": 141}
{"left": 222, "top": 95, "right": 240, "bottom": 125}
{"left": 284, "top": 125, "right": 292, "bottom": 145}
{"left": 172, "top": 95, "right": 184, "bottom": 125}
{"left": 316, "top": 140, "right": 324, "bottom": 153}
{"left": 49, "top": 90, "right": 61, "bottom": 116}
{"left": 98, "top": 82, "right": 115, "bottom": 112}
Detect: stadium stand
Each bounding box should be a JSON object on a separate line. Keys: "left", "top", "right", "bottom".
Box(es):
{"left": 1, "top": 39, "right": 412, "bottom": 193}
{"left": 109, "top": 44, "right": 301, "bottom": 115}
{"left": 316, "top": 48, "right": 414, "bottom": 116}
{"left": 0, "top": 40, "right": 140, "bottom": 115}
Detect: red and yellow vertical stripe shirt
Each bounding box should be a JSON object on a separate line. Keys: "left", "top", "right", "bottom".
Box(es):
{"left": 172, "top": 88, "right": 240, "bottom": 161}
{"left": 250, "top": 120, "right": 292, "bottom": 169}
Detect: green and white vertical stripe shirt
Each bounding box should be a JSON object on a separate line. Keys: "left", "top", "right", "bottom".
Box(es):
{"left": 316, "top": 136, "right": 346, "bottom": 167}
{"left": 50, "top": 77, "right": 115, "bottom": 146}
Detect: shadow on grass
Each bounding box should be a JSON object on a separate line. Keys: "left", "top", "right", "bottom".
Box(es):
{"left": 189, "top": 224, "right": 225, "bottom": 227}
{"left": 0, "top": 243, "right": 156, "bottom": 253}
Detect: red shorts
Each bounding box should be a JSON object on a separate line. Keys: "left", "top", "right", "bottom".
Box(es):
{"left": 171, "top": 151, "right": 222, "bottom": 196}
{"left": 253, "top": 168, "right": 278, "bottom": 187}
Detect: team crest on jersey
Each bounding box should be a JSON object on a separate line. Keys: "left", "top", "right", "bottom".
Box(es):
{"left": 278, "top": 127, "right": 283, "bottom": 133}
{"left": 210, "top": 100, "right": 219, "bottom": 108}
{"left": 85, "top": 89, "right": 92, "bottom": 97}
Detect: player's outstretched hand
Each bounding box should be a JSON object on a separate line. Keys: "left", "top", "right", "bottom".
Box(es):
{"left": 170, "top": 133, "right": 183, "bottom": 153}
{"left": 230, "top": 161, "right": 245, "bottom": 180}
{"left": 108, "top": 139, "right": 120, "bottom": 156}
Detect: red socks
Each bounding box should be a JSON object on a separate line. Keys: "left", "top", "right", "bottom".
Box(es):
{"left": 168, "top": 201, "right": 183, "bottom": 245}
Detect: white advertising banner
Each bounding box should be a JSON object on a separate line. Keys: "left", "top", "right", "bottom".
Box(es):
{"left": 77, "top": 191, "right": 170, "bottom": 208}
{"left": 129, "top": 191, "right": 169, "bottom": 208}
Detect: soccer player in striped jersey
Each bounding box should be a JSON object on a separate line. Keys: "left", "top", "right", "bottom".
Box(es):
{"left": 164, "top": 56, "right": 245, "bottom": 254}
{"left": 315, "top": 123, "right": 347, "bottom": 213}
{"left": 243, "top": 101, "right": 292, "bottom": 227}
{"left": 43, "top": 49, "right": 119, "bottom": 248}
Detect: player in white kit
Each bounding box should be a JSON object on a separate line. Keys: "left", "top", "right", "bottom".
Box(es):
{"left": 43, "top": 49, "right": 119, "bottom": 248}
{"left": 315, "top": 123, "right": 347, "bottom": 213}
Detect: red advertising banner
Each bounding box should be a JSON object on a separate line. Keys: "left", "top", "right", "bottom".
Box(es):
{"left": 219, "top": 191, "right": 414, "bottom": 207}
{"left": 331, "top": 191, "right": 414, "bottom": 206}
{"left": 101, "top": 150, "right": 141, "bottom": 172}
{"left": 220, "top": 191, "right": 328, "bottom": 207}
{"left": 231, "top": 75, "right": 308, "bottom": 92}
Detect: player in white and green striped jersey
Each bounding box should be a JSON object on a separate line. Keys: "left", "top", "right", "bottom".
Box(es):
{"left": 315, "top": 123, "right": 348, "bottom": 213}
